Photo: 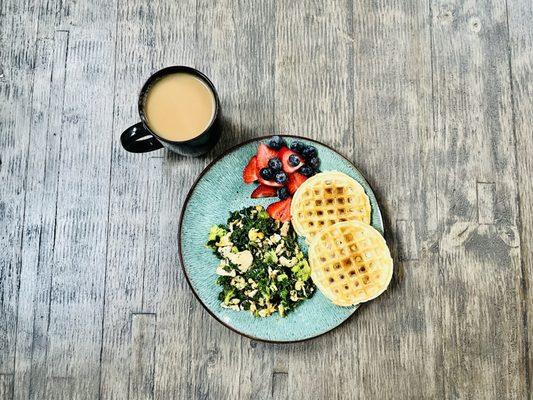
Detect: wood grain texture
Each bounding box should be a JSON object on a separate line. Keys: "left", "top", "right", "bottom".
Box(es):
{"left": 431, "top": 1, "right": 525, "bottom": 397}
{"left": 0, "top": 0, "right": 39, "bottom": 379}
{"left": 0, "top": 374, "right": 14, "bottom": 400}
{"left": 40, "top": 0, "right": 118, "bottom": 398}
{"left": 128, "top": 313, "right": 156, "bottom": 400}
{"left": 350, "top": 2, "right": 441, "bottom": 398}
{"left": 13, "top": 30, "right": 69, "bottom": 400}
{"left": 1, "top": 0, "right": 531, "bottom": 399}
{"left": 507, "top": 0, "right": 533, "bottom": 395}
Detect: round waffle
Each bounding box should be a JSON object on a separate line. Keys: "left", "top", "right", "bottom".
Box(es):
{"left": 291, "top": 171, "right": 371, "bottom": 241}
{"left": 308, "top": 220, "right": 393, "bottom": 306}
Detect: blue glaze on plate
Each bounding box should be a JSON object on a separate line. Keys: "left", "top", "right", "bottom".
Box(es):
{"left": 179, "top": 136, "right": 383, "bottom": 342}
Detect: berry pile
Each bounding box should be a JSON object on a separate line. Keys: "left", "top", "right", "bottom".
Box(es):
{"left": 242, "top": 136, "right": 321, "bottom": 221}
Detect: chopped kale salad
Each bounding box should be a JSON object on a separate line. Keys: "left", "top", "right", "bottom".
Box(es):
{"left": 207, "top": 206, "right": 315, "bottom": 317}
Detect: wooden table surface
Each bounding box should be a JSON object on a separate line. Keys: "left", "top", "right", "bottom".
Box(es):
{"left": 1, "top": 0, "right": 532, "bottom": 399}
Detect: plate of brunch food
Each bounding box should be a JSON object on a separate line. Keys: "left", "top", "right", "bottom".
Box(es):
{"left": 178, "top": 135, "right": 392, "bottom": 342}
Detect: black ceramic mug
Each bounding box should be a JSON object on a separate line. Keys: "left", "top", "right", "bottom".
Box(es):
{"left": 121, "top": 66, "right": 221, "bottom": 156}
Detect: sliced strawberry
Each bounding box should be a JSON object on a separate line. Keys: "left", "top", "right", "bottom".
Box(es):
{"left": 278, "top": 146, "right": 303, "bottom": 173}
{"left": 251, "top": 184, "right": 277, "bottom": 198}
{"left": 258, "top": 176, "right": 283, "bottom": 188}
{"left": 267, "top": 197, "right": 292, "bottom": 221}
{"left": 257, "top": 143, "right": 278, "bottom": 169}
{"left": 287, "top": 172, "right": 307, "bottom": 194}
{"left": 243, "top": 155, "right": 258, "bottom": 184}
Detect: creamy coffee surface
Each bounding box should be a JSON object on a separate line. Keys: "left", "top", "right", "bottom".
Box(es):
{"left": 144, "top": 73, "right": 215, "bottom": 141}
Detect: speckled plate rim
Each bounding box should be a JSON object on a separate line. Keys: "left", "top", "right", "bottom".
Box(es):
{"left": 177, "top": 134, "right": 384, "bottom": 343}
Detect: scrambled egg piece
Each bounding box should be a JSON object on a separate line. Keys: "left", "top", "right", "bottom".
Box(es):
{"left": 248, "top": 279, "right": 258, "bottom": 289}
{"left": 227, "top": 250, "right": 253, "bottom": 273}
{"left": 216, "top": 262, "right": 236, "bottom": 277}
{"left": 275, "top": 242, "right": 285, "bottom": 255}
{"left": 216, "top": 233, "right": 233, "bottom": 247}
{"left": 231, "top": 276, "right": 247, "bottom": 290}
{"left": 279, "top": 256, "right": 297, "bottom": 268}
{"left": 270, "top": 233, "right": 281, "bottom": 244}
{"left": 290, "top": 290, "right": 298, "bottom": 302}
{"left": 248, "top": 228, "right": 265, "bottom": 242}
{"left": 278, "top": 304, "right": 286, "bottom": 317}
{"left": 258, "top": 302, "right": 276, "bottom": 317}
{"left": 280, "top": 222, "right": 290, "bottom": 237}
{"left": 218, "top": 246, "right": 232, "bottom": 258}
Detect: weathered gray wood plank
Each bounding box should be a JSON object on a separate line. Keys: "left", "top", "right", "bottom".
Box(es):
{"left": 149, "top": 161, "right": 200, "bottom": 399}
{"left": 10, "top": 36, "right": 55, "bottom": 398}
{"left": 431, "top": 0, "right": 526, "bottom": 398}
{"left": 128, "top": 313, "right": 156, "bottom": 400}
{"left": 41, "top": 0, "right": 118, "bottom": 398}
{"left": 0, "top": 374, "right": 14, "bottom": 400}
{"left": 350, "top": 1, "right": 441, "bottom": 398}
{"left": 507, "top": 0, "right": 533, "bottom": 395}
{"left": 271, "top": 371, "right": 288, "bottom": 400}
{"left": 45, "top": 377, "right": 74, "bottom": 400}
{"left": 10, "top": 1, "right": 69, "bottom": 398}
{"left": 0, "top": 0, "right": 39, "bottom": 379}
{"left": 13, "top": 30, "right": 69, "bottom": 400}
{"left": 274, "top": 0, "right": 356, "bottom": 156}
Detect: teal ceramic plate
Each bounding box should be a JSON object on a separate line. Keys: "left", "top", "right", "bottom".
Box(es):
{"left": 178, "top": 135, "right": 383, "bottom": 342}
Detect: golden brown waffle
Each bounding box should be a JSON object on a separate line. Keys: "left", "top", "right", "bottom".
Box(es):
{"left": 291, "top": 171, "right": 371, "bottom": 241}
{"left": 308, "top": 220, "right": 393, "bottom": 306}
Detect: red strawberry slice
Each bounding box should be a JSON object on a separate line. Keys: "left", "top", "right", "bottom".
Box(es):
{"left": 251, "top": 184, "right": 277, "bottom": 198}
{"left": 287, "top": 172, "right": 307, "bottom": 194}
{"left": 278, "top": 147, "right": 303, "bottom": 173}
{"left": 267, "top": 197, "right": 292, "bottom": 221}
{"left": 257, "top": 143, "right": 278, "bottom": 169}
{"left": 243, "top": 156, "right": 258, "bottom": 184}
{"left": 258, "top": 176, "right": 283, "bottom": 188}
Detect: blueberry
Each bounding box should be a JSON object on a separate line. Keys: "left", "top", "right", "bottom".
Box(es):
{"left": 299, "top": 165, "right": 315, "bottom": 177}
{"left": 268, "top": 157, "right": 282, "bottom": 170}
{"left": 274, "top": 171, "right": 288, "bottom": 184}
{"left": 260, "top": 167, "right": 275, "bottom": 180}
{"left": 277, "top": 186, "right": 289, "bottom": 200}
{"left": 302, "top": 145, "right": 317, "bottom": 159}
{"left": 288, "top": 154, "right": 301, "bottom": 167}
{"left": 268, "top": 135, "right": 286, "bottom": 150}
{"left": 308, "top": 157, "right": 320, "bottom": 169}
{"left": 289, "top": 140, "right": 305, "bottom": 153}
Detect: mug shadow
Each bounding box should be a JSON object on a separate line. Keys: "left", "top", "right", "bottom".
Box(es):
{"left": 163, "top": 115, "right": 259, "bottom": 164}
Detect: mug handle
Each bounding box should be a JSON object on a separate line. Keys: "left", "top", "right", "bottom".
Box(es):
{"left": 120, "top": 122, "right": 164, "bottom": 153}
